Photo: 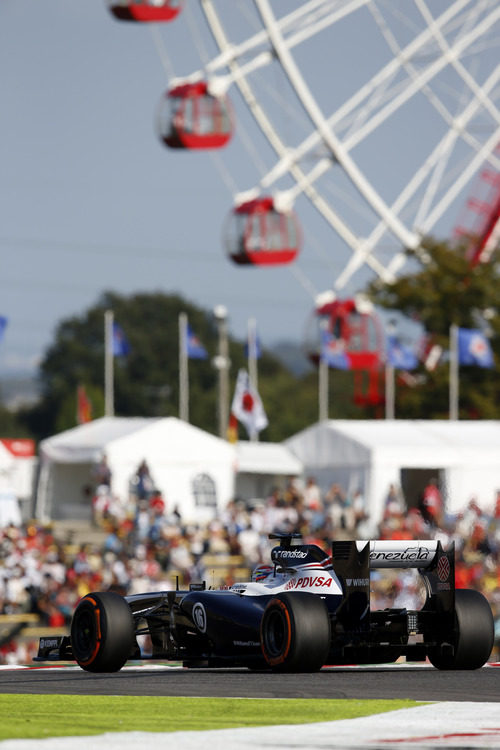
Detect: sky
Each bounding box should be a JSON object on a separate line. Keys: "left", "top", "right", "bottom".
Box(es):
{"left": 1, "top": 0, "right": 499, "bottom": 375}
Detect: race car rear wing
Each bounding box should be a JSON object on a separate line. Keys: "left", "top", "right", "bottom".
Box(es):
{"left": 332, "top": 539, "right": 455, "bottom": 630}
{"left": 357, "top": 539, "right": 440, "bottom": 568}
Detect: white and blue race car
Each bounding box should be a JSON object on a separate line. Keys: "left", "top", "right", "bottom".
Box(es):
{"left": 35, "top": 533, "right": 494, "bottom": 672}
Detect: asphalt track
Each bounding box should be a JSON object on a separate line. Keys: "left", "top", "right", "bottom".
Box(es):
{"left": 0, "top": 663, "right": 498, "bottom": 701}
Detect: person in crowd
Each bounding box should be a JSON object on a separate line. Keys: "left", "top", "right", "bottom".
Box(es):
{"left": 132, "top": 460, "right": 155, "bottom": 501}
{"left": 92, "top": 454, "right": 112, "bottom": 489}
{"left": 419, "top": 477, "right": 444, "bottom": 527}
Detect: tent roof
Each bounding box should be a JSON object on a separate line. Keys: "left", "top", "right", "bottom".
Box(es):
{"left": 39, "top": 417, "right": 235, "bottom": 464}
{"left": 39, "top": 417, "right": 156, "bottom": 462}
{"left": 285, "top": 420, "right": 500, "bottom": 468}
{"left": 235, "top": 441, "right": 302, "bottom": 475}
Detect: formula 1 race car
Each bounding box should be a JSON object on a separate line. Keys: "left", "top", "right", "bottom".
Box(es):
{"left": 35, "top": 533, "right": 495, "bottom": 672}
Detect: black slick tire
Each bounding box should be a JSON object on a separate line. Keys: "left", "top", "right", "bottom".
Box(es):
{"left": 260, "top": 592, "right": 330, "bottom": 672}
{"left": 71, "top": 591, "right": 134, "bottom": 673}
{"left": 428, "top": 588, "right": 494, "bottom": 670}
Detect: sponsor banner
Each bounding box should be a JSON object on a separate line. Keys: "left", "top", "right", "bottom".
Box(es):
{"left": 0, "top": 438, "right": 35, "bottom": 457}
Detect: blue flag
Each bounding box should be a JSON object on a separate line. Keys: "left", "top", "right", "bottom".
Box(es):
{"left": 387, "top": 335, "right": 418, "bottom": 370}
{"left": 0, "top": 316, "right": 7, "bottom": 343}
{"left": 186, "top": 324, "right": 207, "bottom": 359}
{"left": 112, "top": 322, "right": 130, "bottom": 357}
{"left": 244, "top": 331, "right": 262, "bottom": 359}
{"left": 457, "top": 327, "right": 494, "bottom": 368}
{"left": 320, "top": 329, "right": 350, "bottom": 370}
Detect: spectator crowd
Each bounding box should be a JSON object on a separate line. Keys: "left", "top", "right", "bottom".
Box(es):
{"left": 1, "top": 466, "right": 500, "bottom": 664}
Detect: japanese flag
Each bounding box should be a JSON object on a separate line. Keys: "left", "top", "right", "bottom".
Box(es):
{"left": 231, "top": 369, "right": 268, "bottom": 438}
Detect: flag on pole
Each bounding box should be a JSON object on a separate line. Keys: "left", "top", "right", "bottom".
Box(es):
{"left": 227, "top": 412, "right": 238, "bottom": 443}
{"left": 0, "top": 316, "right": 7, "bottom": 343}
{"left": 386, "top": 335, "right": 418, "bottom": 370}
{"left": 320, "top": 329, "right": 350, "bottom": 369}
{"left": 418, "top": 334, "right": 443, "bottom": 371}
{"left": 186, "top": 324, "right": 208, "bottom": 359}
{"left": 231, "top": 369, "right": 268, "bottom": 438}
{"left": 457, "top": 327, "right": 494, "bottom": 368}
{"left": 244, "top": 328, "right": 262, "bottom": 359}
{"left": 112, "top": 322, "right": 130, "bottom": 357}
{"left": 77, "top": 385, "right": 92, "bottom": 424}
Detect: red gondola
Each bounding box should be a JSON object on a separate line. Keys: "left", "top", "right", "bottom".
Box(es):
{"left": 315, "top": 296, "right": 385, "bottom": 408}
{"left": 225, "top": 197, "right": 301, "bottom": 266}
{"left": 108, "top": 1, "right": 183, "bottom": 23}
{"left": 157, "top": 82, "right": 233, "bottom": 150}
{"left": 316, "top": 297, "right": 384, "bottom": 370}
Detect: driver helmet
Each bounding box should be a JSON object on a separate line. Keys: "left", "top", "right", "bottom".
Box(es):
{"left": 251, "top": 564, "right": 274, "bottom": 582}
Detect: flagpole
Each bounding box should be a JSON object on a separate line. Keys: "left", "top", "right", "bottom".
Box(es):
{"left": 449, "top": 323, "right": 459, "bottom": 420}
{"left": 385, "top": 362, "right": 395, "bottom": 419}
{"left": 104, "top": 310, "right": 114, "bottom": 418}
{"left": 247, "top": 317, "right": 258, "bottom": 392}
{"left": 179, "top": 312, "right": 189, "bottom": 422}
{"left": 319, "top": 357, "right": 329, "bottom": 421}
{"left": 214, "top": 305, "right": 229, "bottom": 439}
{"left": 318, "top": 318, "right": 329, "bottom": 421}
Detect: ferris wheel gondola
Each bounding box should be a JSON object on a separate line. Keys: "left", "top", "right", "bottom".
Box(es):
{"left": 157, "top": 81, "right": 233, "bottom": 150}
{"left": 225, "top": 197, "right": 302, "bottom": 266}
{"left": 315, "top": 296, "right": 384, "bottom": 371}
{"left": 108, "top": 0, "right": 183, "bottom": 23}
{"left": 311, "top": 294, "right": 387, "bottom": 409}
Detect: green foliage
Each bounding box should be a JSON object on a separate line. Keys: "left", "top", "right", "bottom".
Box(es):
{"left": 20, "top": 291, "right": 356, "bottom": 442}
{"left": 368, "top": 238, "right": 500, "bottom": 419}
{"left": 0, "top": 403, "right": 32, "bottom": 437}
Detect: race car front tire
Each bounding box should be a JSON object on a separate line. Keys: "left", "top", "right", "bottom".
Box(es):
{"left": 427, "top": 588, "right": 494, "bottom": 670}
{"left": 260, "top": 592, "right": 330, "bottom": 672}
{"left": 71, "top": 591, "right": 135, "bottom": 672}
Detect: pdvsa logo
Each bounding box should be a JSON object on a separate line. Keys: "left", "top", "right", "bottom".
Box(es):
{"left": 285, "top": 576, "right": 332, "bottom": 590}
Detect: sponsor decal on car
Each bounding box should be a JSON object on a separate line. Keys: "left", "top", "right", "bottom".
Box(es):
{"left": 369, "top": 545, "right": 432, "bottom": 563}
{"left": 40, "top": 638, "right": 60, "bottom": 649}
{"left": 437, "top": 555, "right": 450, "bottom": 581}
{"left": 192, "top": 602, "right": 207, "bottom": 633}
{"left": 345, "top": 578, "right": 370, "bottom": 587}
{"left": 273, "top": 549, "right": 308, "bottom": 559}
{"left": 284, "top": 575, "right": 333, "bottom": 590}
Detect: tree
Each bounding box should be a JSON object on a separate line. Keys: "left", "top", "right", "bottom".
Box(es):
{"left": 367, "top": 238, "right": 500, "bottom": 419}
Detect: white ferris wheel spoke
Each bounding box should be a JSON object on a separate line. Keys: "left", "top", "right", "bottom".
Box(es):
{"left": 335, "top": 63, "right": 500, "bottom": 291}
{"left": 200, "top": 0, "right": 374, "bottom": 272}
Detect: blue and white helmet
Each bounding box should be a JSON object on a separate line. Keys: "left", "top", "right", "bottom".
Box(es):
{"left": 251, "top": 564, "right": 274, "bottom": 582}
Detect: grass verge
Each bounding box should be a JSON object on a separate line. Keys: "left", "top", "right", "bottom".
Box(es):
{"left": 0, "top": 695, "right": 421, "bottom": 740}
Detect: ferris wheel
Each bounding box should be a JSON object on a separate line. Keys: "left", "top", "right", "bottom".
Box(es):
{"left": 108, "top": 0, "right": 500, "bottom": 302}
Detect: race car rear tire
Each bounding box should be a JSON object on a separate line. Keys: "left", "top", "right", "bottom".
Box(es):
{"left": 427, "top": 588, "right": 494, "bottom": 670}
{"left": 260, "top": 592, "right": 330, "bottom": 672}
{"left": 71, "top": 591, "right": 134, "bottom": 672}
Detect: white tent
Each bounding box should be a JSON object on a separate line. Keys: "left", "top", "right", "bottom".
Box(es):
{"left": 36, "top": 417, "right": 236, "bottom": 523}
{"left": 234, "top": 441, "right": 303, "bottom": 501}
{"left": 34, "top": 418, "right": 303, "bottom": 523}
{"left": 0, "top": 439, "right": 37, "bottom": 522}
{"left": 0, "top": 439, "right": 36, "bottom": 499}
{"left": 285, "top": 420, "right": 500, "bottom": 523}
